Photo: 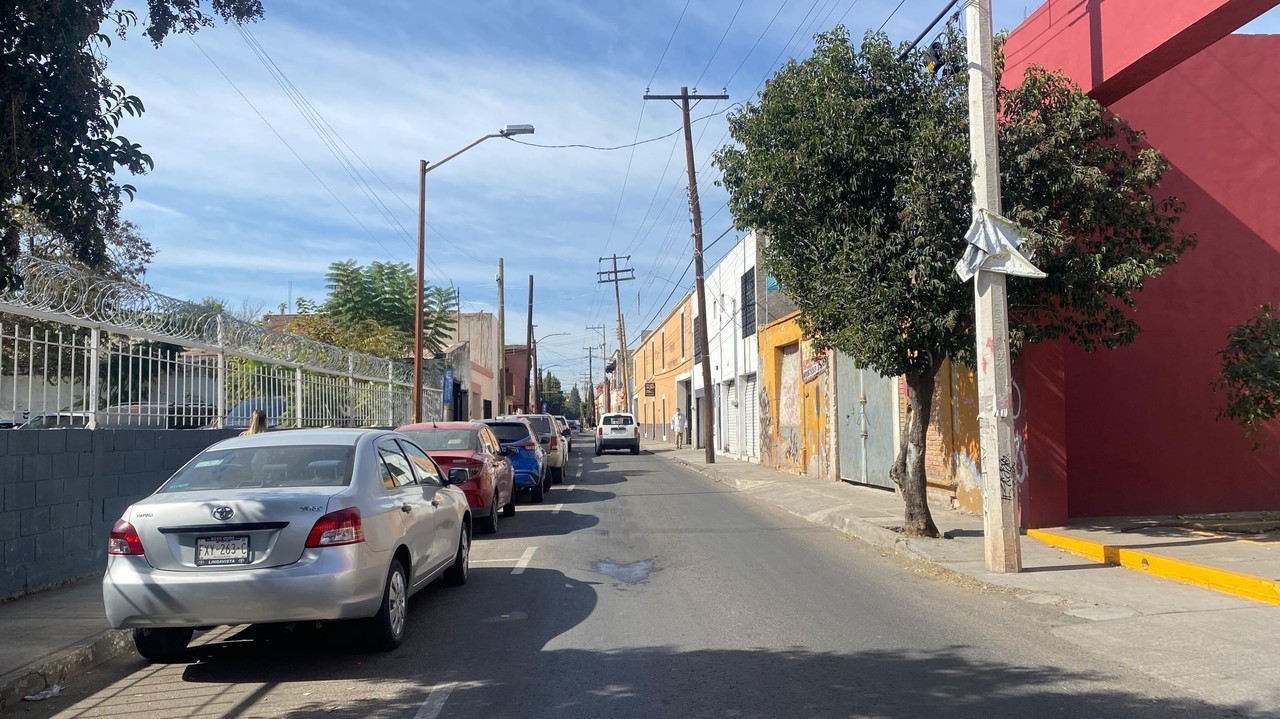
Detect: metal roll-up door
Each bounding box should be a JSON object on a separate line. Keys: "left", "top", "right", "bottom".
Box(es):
{"left": 724, "top": 381, "right": 737, "bottom": 453}
{"left": 744, "top": 373, "right": 759, "bottom": 458}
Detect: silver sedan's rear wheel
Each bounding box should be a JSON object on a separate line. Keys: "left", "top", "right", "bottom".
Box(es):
{"left": 367, "top": 559, "right": 408, "bottom": 650}
{"left": 443, "top": 527, "right": 470, "bottom": 586}
{"left": 133, "top": 627, "right": 192, "bottom": 663}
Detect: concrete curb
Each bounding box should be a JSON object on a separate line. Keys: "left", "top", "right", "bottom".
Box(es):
{"left": 1027, "top": 528, "right": 1280, "bottom": 605}
{"left": 0, "top": 629, "right": 133, "bottom": 713}
{"left": 664, "top": 454, "right": 928, "bottom": 563}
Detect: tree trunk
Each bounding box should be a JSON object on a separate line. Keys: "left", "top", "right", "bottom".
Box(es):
{"left": 891, "top": 365, "right": 941, "bottom": 537}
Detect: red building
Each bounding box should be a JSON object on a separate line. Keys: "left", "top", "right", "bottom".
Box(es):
{"left": 1006, "top": 0, "right": 1280, "bottom": 525}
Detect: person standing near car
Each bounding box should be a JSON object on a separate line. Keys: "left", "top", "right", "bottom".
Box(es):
{"left": 240, "top": 409, "right": 268, "bottom": 436}
{"left": 671, "top": 409, "right": 687, "bottom": 449}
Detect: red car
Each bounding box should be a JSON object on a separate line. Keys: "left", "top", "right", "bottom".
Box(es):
{"left": 398, "top": 421, "right": 516, "bottom": 534}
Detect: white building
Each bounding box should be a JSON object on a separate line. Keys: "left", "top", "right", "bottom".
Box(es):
{"left": 690, "top": 229, "right": 778, "bottom": 462}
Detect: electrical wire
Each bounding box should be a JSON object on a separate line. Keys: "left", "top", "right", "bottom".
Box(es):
{"left": 877, "top": 0, "right": 911, "bottom": 32}
{"left": 694, "top": 0, "right": 749, "bottom": 89}
{"left": 648, "top": 0, "right": 694, "bottom": 87}
{"left": 506, "top": 105, "right": 738, "bottom": 151}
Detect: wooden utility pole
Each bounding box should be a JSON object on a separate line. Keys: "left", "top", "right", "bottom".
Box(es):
{"left": 525, "top": 275, "right": 534, "bottom": 413}
{"left": 497, "top": 259, "right": 505, "bottom": 416}
{"left": 645, "top": 87, "right": 728, "bottom": 464}
{"left": 586, "top": 324, "right": 607, "bottom": 412}
{"left": 583, "top": 346, "right": 597, "bottom": 425}
{"left": 597, "top": 255, "right": 635, "bottom": 415}
{"left": 966, "top": 0, "right": 1021, "bottom": 573}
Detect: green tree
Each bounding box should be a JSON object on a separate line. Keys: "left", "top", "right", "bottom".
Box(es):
{"left": 321, "top": 260, "right": 456, "bottom": 356}
{"left": 715, "top": 29, "right": 1194, "bottom": 536}
{"left": 1215, "top": 304, "right": 1280, "bottom": 447}
{"left": 540, "top": 372, "right": 565, "bottom": 415}
{"left": 2, "top": 0, "right": 264, "bottom": 290}
{"left": 566, "top": 385, "right": 583, "bottom": 420}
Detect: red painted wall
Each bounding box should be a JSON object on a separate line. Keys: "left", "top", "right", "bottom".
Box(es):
{"left": 1060, "top": 34, "right": 1280, "bottom": 517}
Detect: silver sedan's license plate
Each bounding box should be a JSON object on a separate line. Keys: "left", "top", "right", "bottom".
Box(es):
{"left": 196, "top": 535, "right": 250, "bottom": 566}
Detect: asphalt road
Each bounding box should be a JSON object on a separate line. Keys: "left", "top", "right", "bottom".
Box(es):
{"left": 5, "top": 441, "right": 1246, "bottom": 719}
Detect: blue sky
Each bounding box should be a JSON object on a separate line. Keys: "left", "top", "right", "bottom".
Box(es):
{"left": 105, "top": 0, "right": 1280, "bottom": 388}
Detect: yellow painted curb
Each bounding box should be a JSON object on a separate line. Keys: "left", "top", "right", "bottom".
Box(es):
{"left": 1027, "top": 528, "right": 1280, "bottom": 606}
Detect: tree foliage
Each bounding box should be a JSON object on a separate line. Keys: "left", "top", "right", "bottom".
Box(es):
{"left": 286, "top": 261, "right": 457, "bottom": 360}
{"left": 566, "top": 385, "right": 583, "bottom": 419}
{"left": 715, "top": 29, "right": 1194, "bottom": 535}
{"left": 1, "top": 0, "right": 264, "bottom": 291}
{"left": 540, "top": 372, "right": 564, "bottom": 415}
{"left": 1215, "top": 304, "right": 1280, "bottom": 446}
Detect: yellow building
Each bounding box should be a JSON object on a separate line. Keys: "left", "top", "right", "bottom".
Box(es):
{"left": 758, "top": 311, "right": 830, "bottom": 477}
{"left": 632, "top": 294, "right": 693, "bottom": 442}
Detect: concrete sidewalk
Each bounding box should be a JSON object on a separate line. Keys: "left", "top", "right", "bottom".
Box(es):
{"left": 650, "top": 442, "right": 1280, "bottom": 714}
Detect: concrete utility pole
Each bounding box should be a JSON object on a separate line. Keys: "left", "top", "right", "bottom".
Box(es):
{"left": 966, "top": 0, "right": 1021, "bottom": 573}
{"left": 597, "top": 256, "right": 635, "bottom": 415}
{"left": 497, "top": 259, "right": 506, "bottom": 415}
{"left": 525, "top": 275, "right": 534, "bottom": 413}
{"left": 645, "top": 87, "right": 728, "bottom": 464}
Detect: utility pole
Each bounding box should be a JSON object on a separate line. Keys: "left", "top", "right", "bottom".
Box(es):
{"left": 967, "top": 0, "right": 1021, "bottom": 573}
{"left": 583, "top": 346, "right": 597, "bottom": 424}
{"left": 597, "top": 256, "right": 634, "bottom": 416}
{"left": 645, "top": 86, "right": 727, "bottom": 464}
{"left": 525, "top": 275, "right": 534, "bottom": 413}
{"left": 497, "top": 259, "right": 505, "bottom": 415}
{"left": 586, "top": 324, "right": 607, "bottom": 413}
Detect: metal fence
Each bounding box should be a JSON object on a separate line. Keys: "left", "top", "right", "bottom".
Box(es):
{"left": 0, "top": 257, "right": 441, "bottom": 429}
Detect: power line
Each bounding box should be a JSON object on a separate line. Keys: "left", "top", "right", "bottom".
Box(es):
{"left": 724, "top": 0, "right": 793, "bottom": 87}
{"left": 898, "top": 0, "right": 963, "bottom": 59}
{"left": 877, "top": 0, "right": 911, "bottom": 32}
{"left": 648, "top": 0, "right": 694, "bottom": 87}
{"left": 695, "top": 0, "right": 748, "bottom": 88}
{"left": 504, "top": 105, "right": 737, "bottom": 151}
{"left": 188, "top": 36, "right": 404, "bottom": 266}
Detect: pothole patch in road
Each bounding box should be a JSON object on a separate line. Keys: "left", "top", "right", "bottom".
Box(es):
{"left": 591, "top": 559, "right": 656, "bottom": 584}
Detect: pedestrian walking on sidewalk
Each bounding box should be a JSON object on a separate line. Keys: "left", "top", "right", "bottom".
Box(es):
{"left": 671, "top": 409, "right": 687, "bottom": 449}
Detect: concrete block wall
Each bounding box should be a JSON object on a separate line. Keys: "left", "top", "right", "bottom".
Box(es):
{"left": 0, "top": 428, "right": 240, "bottom": 600}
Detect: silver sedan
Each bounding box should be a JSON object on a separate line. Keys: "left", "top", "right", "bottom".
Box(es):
{"left": 103, "top": 429, "right": 472, "bottom": 660}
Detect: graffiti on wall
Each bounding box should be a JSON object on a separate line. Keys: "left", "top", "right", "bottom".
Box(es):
{"left": 778, "top": 345, "right": 802, "bottom": 469}
{"left": 759, "top": 388, "right": 775, "bottom": 465}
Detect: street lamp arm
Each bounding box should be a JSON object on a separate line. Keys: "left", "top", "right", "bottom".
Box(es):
{"left": 423, "top": 133, "right": 503, "bottom": 175}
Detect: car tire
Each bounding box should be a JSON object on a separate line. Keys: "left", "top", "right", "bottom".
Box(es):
{"left": 631, "top": 444, "right": 640, "bottom": 455}
{"left": 502, "top": 494, "right": 516, "bottom": 517}
{"left": 531, "top": 481, "right": 545, "bottom": 503}
{"left": 594, "top": 445, "right": 602, "bottom": 456}
{"left": 132, "top": 627, "right": 192, "bottom": 663}
{"left": 479, "top": 496, "right": 499, "bottom": 534}
{"left": 551, "top": 465, "right": 563, "bottom": 484}
{"left": 443, "top": 527, "right": 470, "bottom": 586}
{"left": 366, "top": 559, "right": 408, "bottom": 651}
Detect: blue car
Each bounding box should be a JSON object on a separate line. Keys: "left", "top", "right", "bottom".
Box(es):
{"left": 480, "top": 418, "right": 549, "bottom": 503}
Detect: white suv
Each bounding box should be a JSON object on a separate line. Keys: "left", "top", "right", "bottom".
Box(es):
{"left": 595, "top": 413, "right": 639, "bottom": 455}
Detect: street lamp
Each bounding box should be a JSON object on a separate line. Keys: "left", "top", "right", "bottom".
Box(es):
{"left": 533, "top": 331, "right": 570, "bottom": 413}
{"left": 414, "top": 124, "right": 534, "bottom": 423}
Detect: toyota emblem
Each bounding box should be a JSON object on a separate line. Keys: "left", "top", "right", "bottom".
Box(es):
{"left": 211, "top": 506, "right": 235, "bottom": 521}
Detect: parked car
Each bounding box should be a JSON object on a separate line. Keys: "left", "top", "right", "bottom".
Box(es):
{"left": 102, "top": 428, "right": 472, "bottom": 660}
{"left": 398, "top": 421, "right": 516, "bottom": 534}
{"left": 97, "top": 402, "right": 218, "bottom": 429}
{"left": 596, "top": 412, "right": 640, "bottom": 455}
{"left": 568, "top": 419, "right": 582, "bottom": 433}
{"left": 503, "top": 413, "right": 568, "bottom": 484}
{"left": 17, "top": 411, "right": 93, "bottom": 429}
{"left": 554, "top": 415, "right": 574, "bottom": 451}
{"left": 480, "top": 418, "right": 549, "bottom": 503}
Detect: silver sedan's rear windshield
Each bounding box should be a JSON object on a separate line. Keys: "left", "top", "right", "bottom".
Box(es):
{"left": 159, "top": 445, "right": 356, "bottom": 492}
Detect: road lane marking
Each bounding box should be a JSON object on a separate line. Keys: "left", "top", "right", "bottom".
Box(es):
{"left": 512, "top": 546, "right": 538, "bottom": 575}
{"left": 565, "top": 484, "right": 576, "bottom": 492}
{"left": 575, "top": 468, "right": 583, "bottom": 478}
{"left": 551, "top": 503, "right": 564, "bottom": 514}
{"left": 414, "top": 682, "right": 457, "bottom": 719}
{"left": 472, "top": 558, "right": 523, "bottom": 564}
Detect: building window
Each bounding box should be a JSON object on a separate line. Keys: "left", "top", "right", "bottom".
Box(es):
{"left": 680, "top": 312, "right": 686, "bottom": 358}
{"left": 662, "top": 330, "right": 667, "bottom": 369}
{"left": 741, "top": 268, "right": 757, "bottom": 337}
{"left": 693, "top": 322, "right": 703, "bottom": 363}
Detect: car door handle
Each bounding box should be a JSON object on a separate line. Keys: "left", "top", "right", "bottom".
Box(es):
{"left": 401, "top": 504, "right": 413, "bottom": 513}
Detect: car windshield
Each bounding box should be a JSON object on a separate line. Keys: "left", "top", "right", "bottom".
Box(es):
{"left": 399, "top": 429, "right": 477, "bottom": 451}
{"left": 604, "top": 415, "right": 634, "bottom": 426}
{"left": 159, "top": 445, "right": 355, "bottom": 492}
{"left": 486, "top": 422, "right": 533, "bottom": 443}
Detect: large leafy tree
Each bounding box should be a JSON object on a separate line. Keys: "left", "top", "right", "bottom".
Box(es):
{"left": 716, "top": 29, "right": 1194, "bottom": 536}
{"left": 1215, "top": 304, "right": 1280, "bottom": 447}
{"left": 2, "top": 0, "right": 264, "bottom": 291}
{"left": 566, "top": 384, "right": 583, "bottom": 420}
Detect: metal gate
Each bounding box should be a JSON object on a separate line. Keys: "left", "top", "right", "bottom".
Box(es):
{"left": 835, "top": 351, "right": 897, "bottom": 488}
{"left": 743, "top": 373, "right": 760, "bottom": 458}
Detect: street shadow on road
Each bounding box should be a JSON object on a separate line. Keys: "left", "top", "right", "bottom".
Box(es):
{"left": 552, "top": 487, "right": 615, "bottom": 506}
{"left": 482, "top": 508, "right": 599, "bottom": 539}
